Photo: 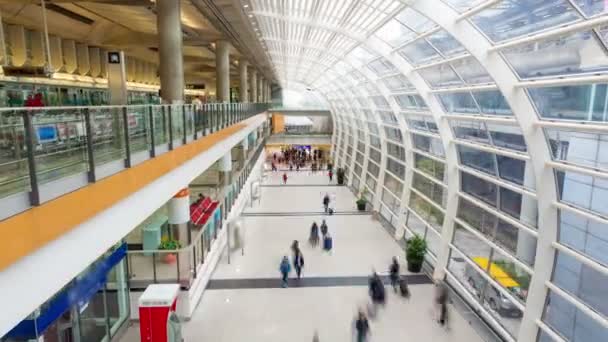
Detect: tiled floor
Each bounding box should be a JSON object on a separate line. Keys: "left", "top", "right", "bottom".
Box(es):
{"left": 119, "top": 171, "right": 485, "bottom": 342}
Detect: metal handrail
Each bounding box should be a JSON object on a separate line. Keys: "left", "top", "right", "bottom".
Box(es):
{"left": 0, "top": 102, "right": 270, "bottom": 208}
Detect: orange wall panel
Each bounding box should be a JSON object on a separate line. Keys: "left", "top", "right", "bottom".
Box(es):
{"left": 272, "top": 114, "right": 285, "bottom": 133}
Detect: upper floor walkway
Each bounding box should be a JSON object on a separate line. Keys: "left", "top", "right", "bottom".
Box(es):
{"left": 0, "top": 102, "right": 270, "bottom": 337}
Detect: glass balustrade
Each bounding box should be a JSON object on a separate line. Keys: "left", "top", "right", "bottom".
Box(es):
{"left": 125, "top": 136, "right": 267, "bottom": 289}
{"left": 0, "top": 103, "right": 269, "bottom": 207}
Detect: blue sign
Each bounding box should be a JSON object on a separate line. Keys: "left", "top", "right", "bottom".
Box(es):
{"left": 36, "top": 125, "right": 57, "bottom": 143}
{"left": 6, "top": 243, "right": 127, "bottom": 339}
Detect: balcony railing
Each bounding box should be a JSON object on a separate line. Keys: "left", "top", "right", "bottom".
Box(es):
{"left": 126, "top": 135, "right": 267, "bottom": 289}
{"left": 0, "top": 103, "right": 269, "bottom": 218}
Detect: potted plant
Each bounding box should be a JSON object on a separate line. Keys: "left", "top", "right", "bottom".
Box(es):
{"left": 336, "top": 167, "right": 345, "bottom": 185}
{"left": 159, "top": 239, "right": 181, "bottom": 264}
{"left": 356, "top": 190, "right": 367, "bottom": 211}
{"left": 406, "top": 235, "right": 427, "bottom": 273}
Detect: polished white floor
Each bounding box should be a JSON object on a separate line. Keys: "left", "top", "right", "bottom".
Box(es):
{"left": 213, "top": 215, "right": 408, "bottom": 279}
{"left": 120, "top": 171, "right": 484, "bottom": 342}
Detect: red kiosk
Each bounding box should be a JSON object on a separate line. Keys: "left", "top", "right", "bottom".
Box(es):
{"left": 138, "top": 284, "right": 181, "bottom": 342}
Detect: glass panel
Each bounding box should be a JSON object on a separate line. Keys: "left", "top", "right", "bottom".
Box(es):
{"left": 552, "top": 250, "right": 608, "bottom": 317}
{"left": 571, "top": 0, "right": 608, "bottom": 17}
{"left": 367, "top": 160, "right": 380, "bottom": 177}
{"left": 559, "top": 208, "right": 608, "bottom": 266}
{"left": 378, "top": 110, "right": 398, "bottom": 124}
{"left": 398, "top": 39, "right": 442, "bottom": 65}
{"left": 543, "top": 290, "right": 607, "bottom": 341}
{"left": 426, "top": 227, "right": 441, "bottom": 256}
{"left": 366, "top": 173, "right": 377, "bottom": 190}
{"left": 369, "top": 134, "right": 381, "bottom": 148}
{"left": 415, "top": 153, "right": 445, "bottom": 182}
{"left": 443, "top": 0, "right": 486, "bottom": 13}
{"left": 470, "top": 0, "right": 581, "bottom": 43}
{"left": 556, "top": 169, "right": 608, "bottom": 217}
{"left": 387, "top": 142, "right": 406, "bottom": 161}
{"left": 419, "top": 64, "right": 463, "bottom": 88}
{"left": 409, "top": 191, "right": 444, "bottom": 231}
{"left": 394, "top": 8, "right": 437, "bottom": 33}
{"left": 438, "top": 92, "right": 480, "bottom": 114}
{"left": 375, "top": 19, "right": 416, "bottom": 47}
{"left": 369, "top": 147, "right": 381, "bottom": 163}
{"left": 547, "top": 129, "right": 608, "bottom": 171}
{"left": 384, "top": 126, "right": 403, "bottom": 142}
{"left": 386, "top": 157, "right": 406, "bottom": 178}
{"left": 472, "top": 91, "right": 513, "bottom": 116}
{"left": 458, "top": 145, "right": 497, "bottom": 176}
{"left": 413, "top": 172, "right": 445, "bottom": 208}
{"left": 406, "top": 210, "right": 427, "bottom": 236}
{"left": 0, "top": 111, "right": 28, "bottom": 196}
{"left": 489, "top": 248, "right": 531, "bottom": 302}
{"left": 127, "top": 106, "right": 151, "bottom": 154}
{"left": 461, "top": 171, "right": 498, "bottom": 206}
{"left": 31, "top": 108, "right": 89, "bottom": 185}
{"left": 427, "top": 30, "right": 466, "bottom": 58}
{"left": 382, "top": 74, "right": 415, "bottom": 92}
{"left": 90, "top": 107, "right": 126, "bottom": 166}
{"left": 497, "top": 155, "right": 526, "bottom": 185}
{"left": 486, "top": 123, "right": 526, "bottom": 151}
{"left": 382, "top": 187, "right": 400, "bottom": 212}
{"left": 452, "top": 120, "right": 490, "bottom": 144}
{"left": 413, "top": 134, "right": 445, "bottom": 157}
{"left": 453, "top": 223, "right": 492, "bottom": 261}
{"left": 384, "top": 172, "right": 404, "bottom": 197}
{"left": 451, "top": 57, "right": 493, "bottom": 85}
{"left": 447, "top": 247, "right": 523, "bottom": 338}
{"left": 528, "top": 84, "right": 608, "bottom": 122}
{"left": 502, "top": 31, "right": 608, "bottom": 79}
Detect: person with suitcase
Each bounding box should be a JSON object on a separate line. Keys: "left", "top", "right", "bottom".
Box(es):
{"left": 322, "top": 193, "right": 330, "bottom": 213}
{"left": 320, "top": 219, "right": 329, "bottom": 238}
{"left": 389, "top": 257, "right": 400, "bottom": 292}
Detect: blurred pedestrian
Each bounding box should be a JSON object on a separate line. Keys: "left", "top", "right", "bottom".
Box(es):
{"left": 320, "top": 219, "right": 328, "bottom": 238}
{"left": 279, "top": 256, "right": 291, "bottom": 288}
{"left": 309, "top": 222, "right": 320, "bottom": 247}
{"left": 294, "top": 248, "right": 305, "bottom": 279}
{"left": 436, "top": 281, "right": 449, "bottom": 326}
{"left": 328, "top": 170, "right": 333, "bottom": 182}
{"left": 354, "top": 309, "right": 370, "bottom": 342}
{"left": 389, "top": 257, "right": 400, "bottom": 292}
{"left": 312, "top": 331, "right": 320, "bottom": 342}
{"left": 283, "top": 173, "right": 288, "bottom": 184}
{"left": 323, "top": 193, "right": 330, "bottom": 213}
{"left": 369, "top": 271, "right": 385, "bottom": 306}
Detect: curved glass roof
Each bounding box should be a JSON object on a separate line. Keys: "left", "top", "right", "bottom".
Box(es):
{"left": 244, "top": 1, "right": 608, "bottom": 341}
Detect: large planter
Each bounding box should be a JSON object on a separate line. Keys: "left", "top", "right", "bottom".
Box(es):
{"left": 407, "top": 259, "right": 423, "bottom": 273}
{"left": 356, "top": 201, "right": 366, "bottom": 211}
{"left": 337, "top": 176, "right": 345, "bottom": 185}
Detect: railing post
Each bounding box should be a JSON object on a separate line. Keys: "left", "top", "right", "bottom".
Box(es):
{"left": 176, "top": 252, "right": 181, "bottom": 284}
{"left": 122, "top": 107, "right": 131, "bottom": 168}
{"left": 148, "top": 106, "right": 156, "bottom": 157}
{"left": 192, "top": 245, "right": 197, "bottom": 279}
{"left": 83, "top": 108, "right": 96, "bottom": 182}
{"left": 22, "top": 111, "right": 40, "bottom": 206}
{"left": 152, "top": 252, "right": 158, "bottom": 283}
{"left": 181, "top": 105, "right": 187, "bottom": 144}
{"left": 167, "top": 105, "right": 174, "bottom": 150}
{"left": 193, "top": 106, "right": 198, "bottom": 140}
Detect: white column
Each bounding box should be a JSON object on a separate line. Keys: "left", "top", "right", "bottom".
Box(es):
{"left": 239, "top": 60, "right": 249, "bottom": 103}
{"left": 156, "top": 0, "right": 184, "bottom": 103}
{"left": 215, "top": 40, "right": 230, "bottom": 103}
{"left": 250, "top": 69, "right": 257, "bottom": 103}
{"left": 168, "top": 188, "right": 190, "bottom": 246}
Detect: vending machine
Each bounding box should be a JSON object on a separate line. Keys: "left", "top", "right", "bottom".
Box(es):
{"left": 138, "top": 284, "right": 183, "bottom": 342}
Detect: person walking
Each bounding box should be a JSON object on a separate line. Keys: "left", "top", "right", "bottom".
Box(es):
{"left": 320, "top": 219, "right": 328, "bottom": 238}
{"left": 328, "top": 170, "right": 333, "bottom": 182}
{"left": 323, "top": 193, "right": 330, "bottom": 213}
{"left": 293, "top": 248, "right": 305, "bottom": 279}
{"left": 312, "top": 330, "right": 320, "bottom": 342}
{"left": 436, "top": 281, "right": 449, "bottom": 326}
{"left": 279, "top": 256, "right": 291, "bottom": 288}
{"left": 354, "top": 310, "right": 370, "bottom": 342}
{"left": 369, "top": 271, "right": 386, "bottom": 309}
{"left": 309, "top": 222, "right": 320, "bottom": 247}
{"left": 389, "top": 257, "right": 400, "bottom": 292}
{"left": 283, "top": 173, "right": 288, "bottom": 184}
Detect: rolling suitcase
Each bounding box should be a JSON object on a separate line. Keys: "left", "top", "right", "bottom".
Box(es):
{"left": 323, "top": 235, "right": 333, "bottom": 251}
{"left": 399, "top": 278, "right": 410, "bottom": 298}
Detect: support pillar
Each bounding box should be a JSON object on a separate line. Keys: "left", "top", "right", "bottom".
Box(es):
{"left": 218, "top": 152, "right": 233, "bottom": 212}
{"left": 157, "top": 0, "right": 184, "bottom": 103}
{"left": 215, "top": 40, "right": 230, "bottom": 103}
{"left": 168, "top": 188, "right": 191, "bottom": 247}
{"left": 239, "top": 60, "right": 249, "bottom": 103}
{"left": 257, "top": 76, "right": 263, "bottom": 103}
{"left": 107, "top": 51, "right": 128, "bottom": 105}
{"left": 250, "top": 69, "right": 257, "bottom": 103}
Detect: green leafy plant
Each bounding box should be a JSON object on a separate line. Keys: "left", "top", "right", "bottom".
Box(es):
{"left": 406, "top": 234, "right": 427, "bottom": 265}
{"left": 159, "top": 239, "right": 181, "bottom": 250}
